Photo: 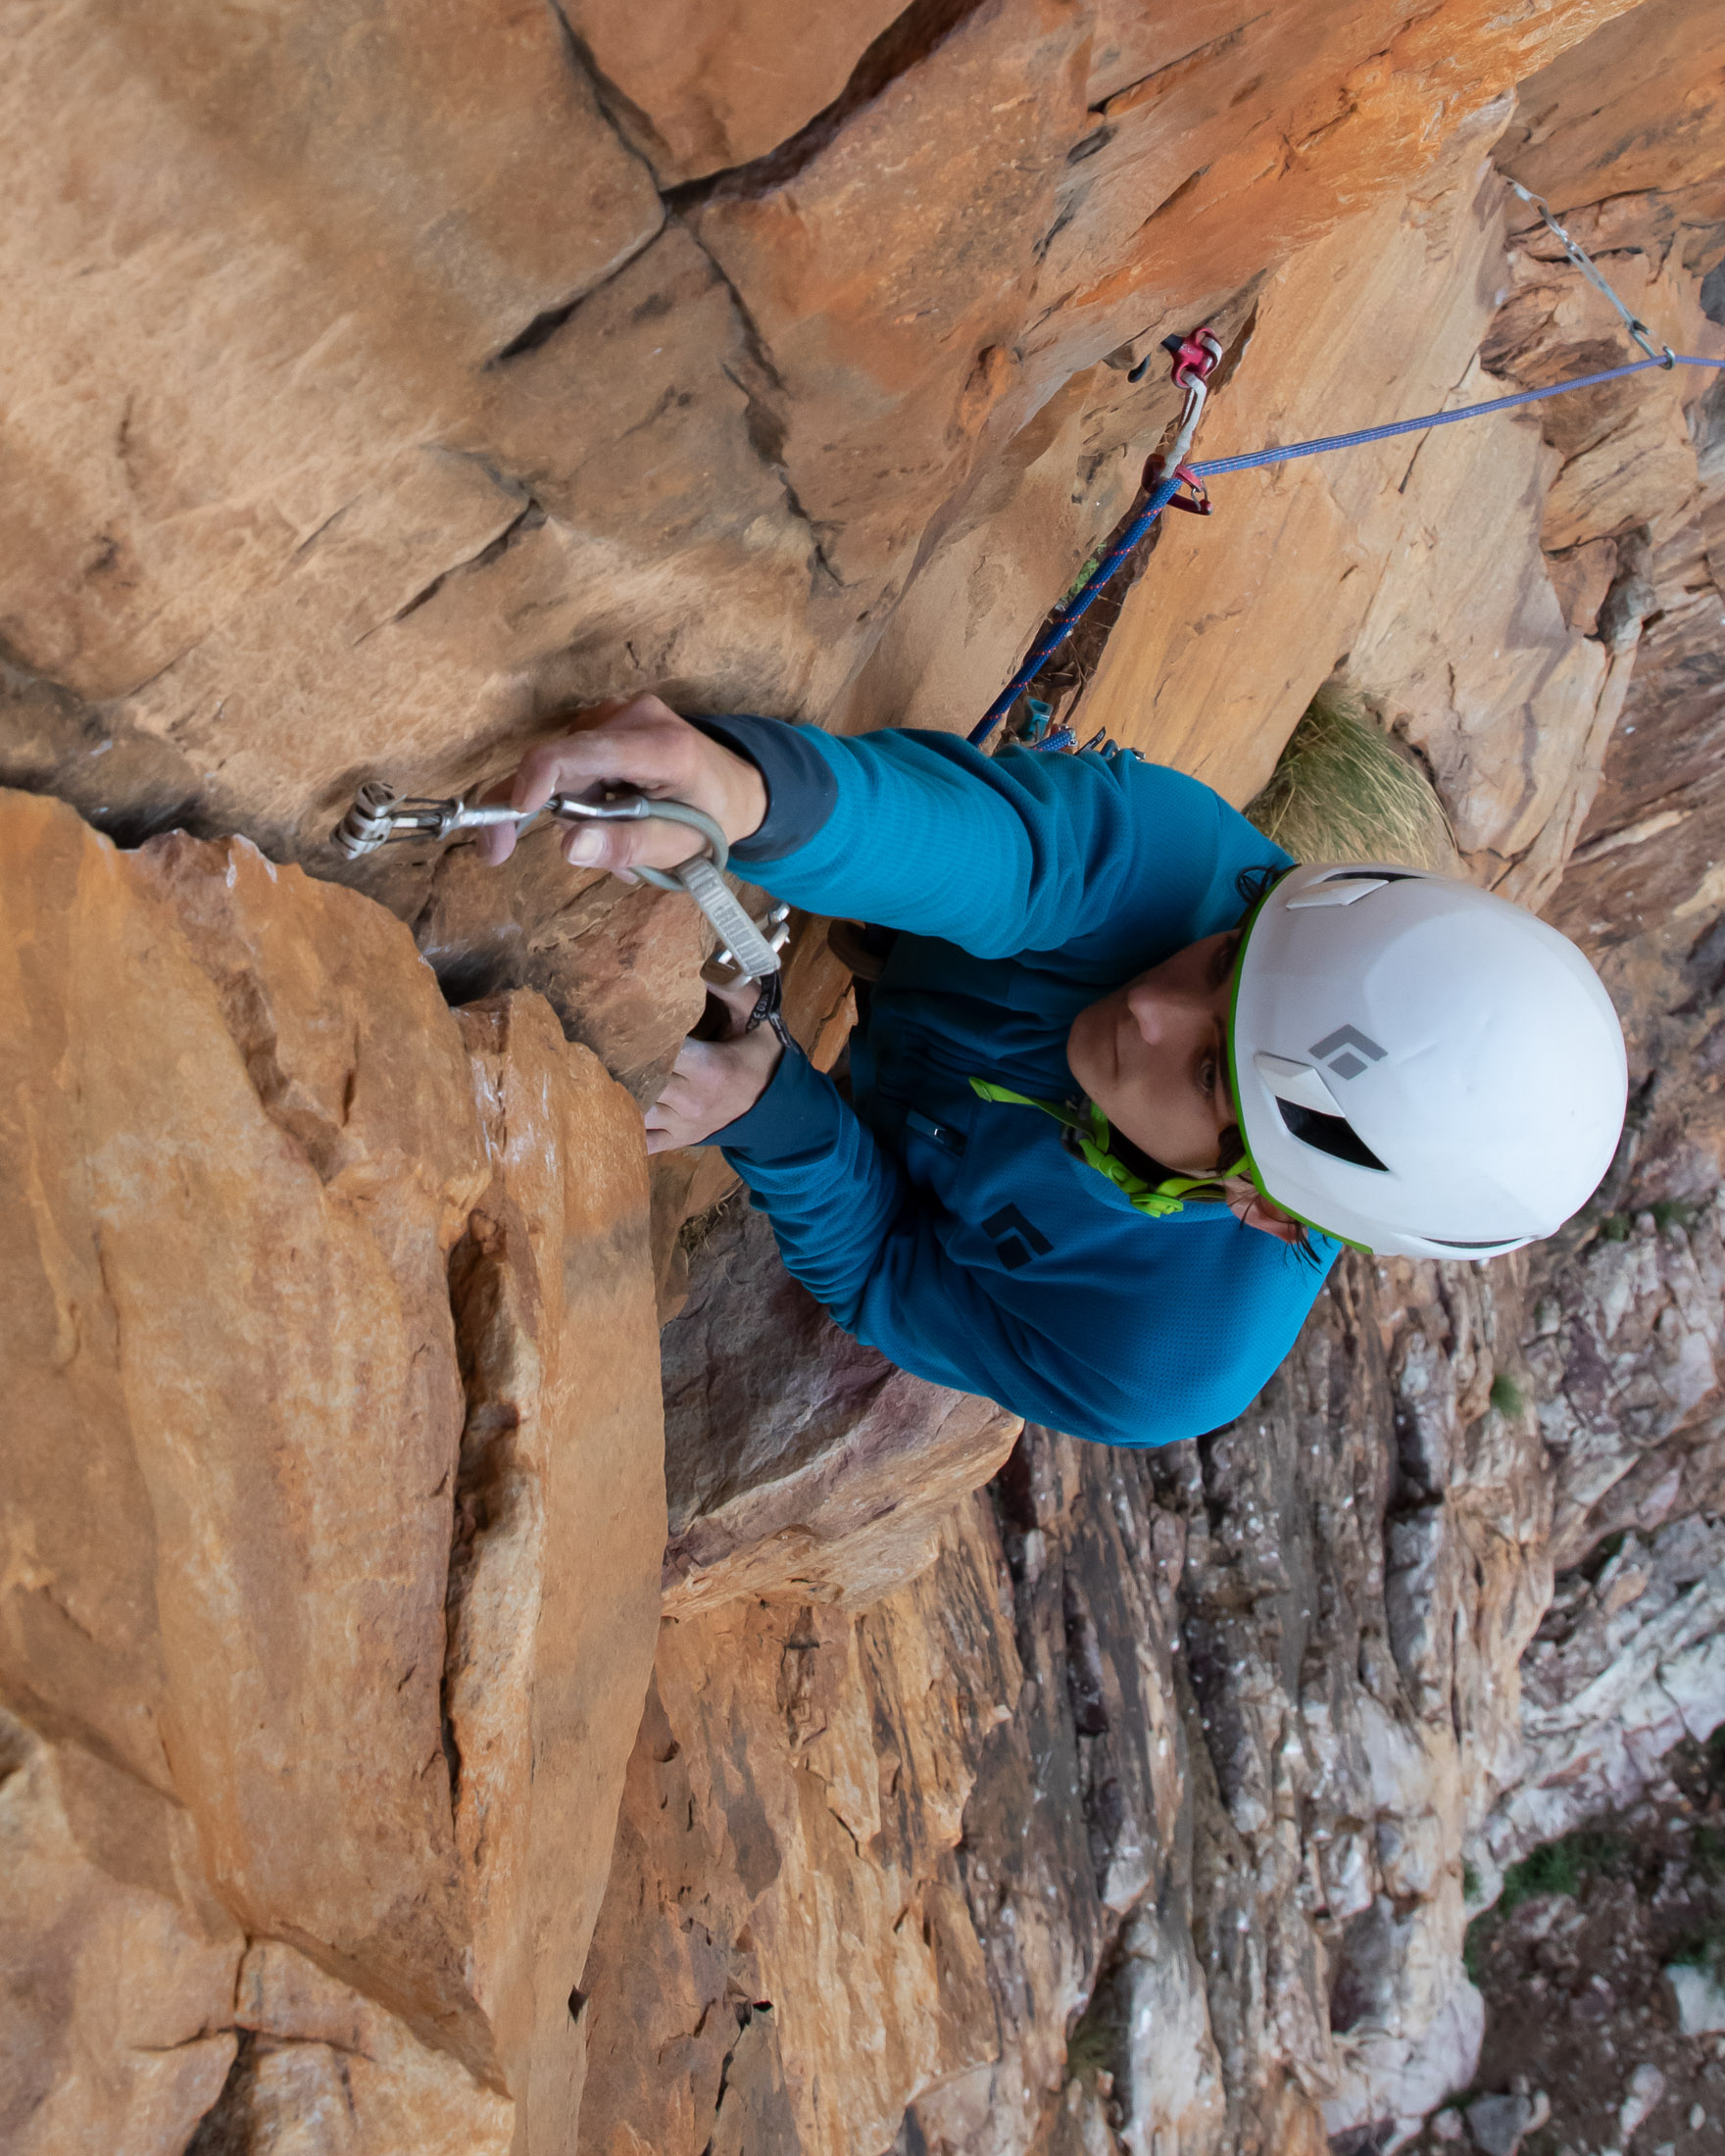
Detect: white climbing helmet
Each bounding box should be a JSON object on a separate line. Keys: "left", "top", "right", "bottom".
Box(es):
{"left": 1229, "top": 862, "right": 1628, "bottom": 1259}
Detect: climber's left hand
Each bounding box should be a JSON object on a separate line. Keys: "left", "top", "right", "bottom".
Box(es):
{"left": 644, "top": 975, "right": 783, "bottom": 1153}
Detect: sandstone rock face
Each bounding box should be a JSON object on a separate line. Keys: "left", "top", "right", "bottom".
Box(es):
{"left": 573, "top": 11, "right": 1725, "bottom": 2141}
{"left": 7, "top": 0, "right": 1725, "bottom": 2151}
{"left": 577, "top": 1504, "right": 1024, "bottom": 2156}
{"left": 1079, "top": 87, "right": 1724, "bottom": 911}
{"left": 0, "top": 0, "right": 1647, "bottom": 874}
{"left": 0, "top": 793, "right": 665, "bottom": 2148}
{"left": 448, "top": 991, "right": 667, "bottom": 2146}
{"left": 567, "top": 0, "right": 908, "bottom": 185}
{"left": 580, "top": 1213, "right": 1719, "bottom": 2154}
{"left": 578, "top": 1249, "right": 1536, "bottom": 2156}
{"left": 1, "top": 1714, "right": 241, "bottom": 2156}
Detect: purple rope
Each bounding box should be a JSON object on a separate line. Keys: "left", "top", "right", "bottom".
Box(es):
{"left": 969, "top": 353, "right": 1724, "bottom": 749}
{"left": 1189, "top": 354, "right": 1720, "bottom": 476}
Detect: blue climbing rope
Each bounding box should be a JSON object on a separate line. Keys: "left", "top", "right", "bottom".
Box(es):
{"left": 1189, "top": 355, "right": 1721, "bottom": 476}
{"left": 969, "top": 351, "right": 1725, "bottom": 749}
{"left": 969, "top": 467, "right": 1186, "bottom": 745}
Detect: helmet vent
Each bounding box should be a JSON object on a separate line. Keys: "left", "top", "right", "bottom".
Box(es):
{"left": 1275, "top": 1098, "right": 1389, "bottom": 1173}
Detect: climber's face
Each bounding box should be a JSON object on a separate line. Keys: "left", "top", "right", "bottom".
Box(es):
{"left": 1066, "top": 931, "right": 1242, "bottom": 1175}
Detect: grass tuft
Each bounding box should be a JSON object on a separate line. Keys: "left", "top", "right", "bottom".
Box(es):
{"left": 1490, "top": 1372, "right": 1526, "bottom": 1418}
{"left": 1246, "top": 687, "right": 1458, "bottom": 870}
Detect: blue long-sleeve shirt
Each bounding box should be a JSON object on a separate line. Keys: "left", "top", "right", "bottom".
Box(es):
{"left": 694, "top": 720, "right": 1337, "bottom": 1448}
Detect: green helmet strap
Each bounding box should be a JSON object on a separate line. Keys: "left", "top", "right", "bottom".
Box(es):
{"left": 966, "top": 1078, "right": 1243, "bottom": 1219}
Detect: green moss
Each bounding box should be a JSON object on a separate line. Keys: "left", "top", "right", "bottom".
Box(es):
{"left": 1064, "top": 1990, "right": 1123, "bottom": 2084}
{"left": 1064, "top": 553, "right": 1102, "bottom": 602}
{"left": 1497, "top": 1830, "right": 1629, "bottom": 1915}
{"left": 1490, "top": 1372, "right": 1526, "bottom": 1418}
{"left": 1652, "top": 1198, "right": 1700, "bottom": 1233}
{"left": 1462, "top": 1860, "right": 1482, "bottom": 1904}
{"left": 1672, "top": 1924, "right": 1725, "bottom": 1980}
{"left": 1692, "top": 1825, "right": 1725, "bottom": 1880}
{"left": 1570, "top": 1531, "right": 1628, "bottom": 1590}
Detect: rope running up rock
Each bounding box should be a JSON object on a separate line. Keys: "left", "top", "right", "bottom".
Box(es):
{"left": 970, "top": 244, "right": 1725, "bottom": 753}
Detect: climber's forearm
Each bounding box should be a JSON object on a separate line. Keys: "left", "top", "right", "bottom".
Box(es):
{"left": 479, "top": 697, "right": 1279, "bottom": 966}
{"left": 708, "top": 723, "right": 1264, "bottom": 963}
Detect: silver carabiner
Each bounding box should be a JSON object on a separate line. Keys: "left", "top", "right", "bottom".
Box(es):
{"left": 330, "top": 779, "right": 783, "bottom": 980}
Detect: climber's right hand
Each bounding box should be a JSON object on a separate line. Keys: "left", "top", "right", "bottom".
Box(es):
{"left": 472, "top": 694, "right": 768, "bottom": 873}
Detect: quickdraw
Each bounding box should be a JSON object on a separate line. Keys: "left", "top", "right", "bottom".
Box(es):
{"left": 970, "top": 218, "right": 1722, "bottom": 750}
{"left": 967, "top": 327, "right": 1220, "bottom": 748}
{"left": 330, "top": 779, "right": 793, "bottom": 1038}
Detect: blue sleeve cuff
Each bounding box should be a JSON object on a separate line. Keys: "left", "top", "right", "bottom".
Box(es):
{"left": 687, "top": 714, "right": 839, "bottom": 864}
{"left": 704, "top": 1045, "right": 842, "bottom": 1160}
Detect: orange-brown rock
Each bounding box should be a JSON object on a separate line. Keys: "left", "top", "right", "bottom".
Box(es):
{"left": 2, "top": 1695, "right": 521, "bottom": 2156}
{"left": 405, "top": 822, "right": 709, "bottom": 1103}
{"left": 0, "top": 0, "right": 1642, "bottom": 874}
{"left": 578, "top": 1503, "right": 1021, "bottom": 2156}
{"left": 1078, "top": 119, "right": 1531, "bottom": 803}
{"left": 7, "top": 1, "right": 1725, "bottom": 2149}
{"left": 0, "top": 1714, "right": 241, "bottom": 2156}
{"left": 691, "top": 0, "right": 1091, "bottom": 600}
{"left": 660, "top": 1198, "right": 1022, "bottom": 1612}
{"left": 1, "top": 0, "right": 664, "bottom": 703}
{"left": 225, "top": 1938, "right": 517, "bottom": 2155}
{"left": 1499, "top": 0, "right": 1725, "bottom": 211}
{"left": 448, "top": 990, "right": 666, "bottom": 2145}
{"left": 0, "top": 791, "right": 665, "bottom": 2146}
{"left": 0, "top": 792, "right": 490, "bottom": 2065}
{"left": 566, "top": 0, "right": 907, "bottom": 186}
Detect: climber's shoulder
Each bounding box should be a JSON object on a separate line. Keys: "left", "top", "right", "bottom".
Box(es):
{"left": 1038, "top": 1204, "right": 1336, "bottom": 1449}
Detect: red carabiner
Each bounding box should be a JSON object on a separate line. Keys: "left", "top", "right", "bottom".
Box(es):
{"left": 1164, "top": 324, "right": 1222, "bottom": 391}
{"left": 1141, "top": 455, "right": 1213, "bottom": 514}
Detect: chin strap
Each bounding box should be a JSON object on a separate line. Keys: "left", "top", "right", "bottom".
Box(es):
{"left": 967, "top": 1079, "right": 1244, "bottom": 1219}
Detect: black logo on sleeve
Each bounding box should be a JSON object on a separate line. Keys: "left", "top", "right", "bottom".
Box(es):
{"left": 982, "top": 1204, "right": 1053, "bottom": 1271}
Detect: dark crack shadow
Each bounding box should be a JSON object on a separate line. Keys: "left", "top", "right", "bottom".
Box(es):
{"left": 183, "top": 2032, "right": 258, "bottom": 2156}
{"left": 670, "top": 218, "right": 846, "bottom": 592}
{"left": 665, "top": 0, "right": 995, "bottom": 209}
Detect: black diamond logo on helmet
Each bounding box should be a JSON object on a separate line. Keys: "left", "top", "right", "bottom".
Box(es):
{"left": 1310, "top": 1024, "right": 1387, "bottom": 1082}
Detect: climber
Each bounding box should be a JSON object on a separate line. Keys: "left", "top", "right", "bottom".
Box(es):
{"left": 476, "top": 696, "right": 1627, "bottom": 1449}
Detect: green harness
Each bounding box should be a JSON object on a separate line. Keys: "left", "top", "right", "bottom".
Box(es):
{"left": 966, "top": 1078, "right": 1243, "bottom": 1219}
